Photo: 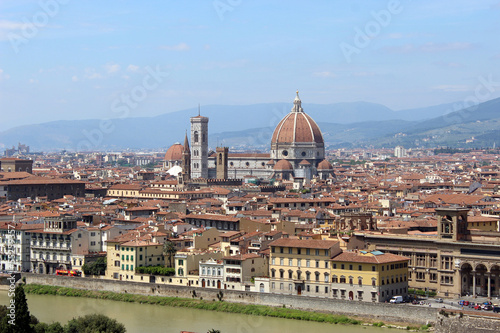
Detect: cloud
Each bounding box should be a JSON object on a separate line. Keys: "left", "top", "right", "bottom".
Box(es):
{"left": 204, "top": 44, "right": 211, "bottom": 50}
{"left": 420, "top": 42, "right": 473, "bottom": 52}
{"left": 28, "top": 78, "right": 37, "bottom": 84}
{"left": 72, "top": 75, "right": 78, "bottom": 82}
{"left": 432, "top": 84, "right": 470, "bottom": 92}
{"left": 84, "top": 68, "right": 103, "bottom": 80}
{"left": 353, "top": 71, "right": 375, "bottom": 77}
{"left": 160, "top": 42, "right": 190, "bottom": 51}
{"left": 0, "top": 69, "right": 10, "bottom": 80}
{"left": 387, "top": 33, "right": 403, "bottom": 39}
{"left": 126, "top": 64, "right": 140, "bottom": 72}
{"left": 432, "top": 61, "right": 463, "bottom": 68}
{"left": 313, "top": 71, "right": 336, "bottom": 78}
{"left": 0, "top": 19, "right": 28, "bottom": 41}
{"left": 104, "top": 62, "right": 120, "bottom": 74}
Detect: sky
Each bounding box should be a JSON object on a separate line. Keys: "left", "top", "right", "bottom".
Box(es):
{"left": 1, "top": 0, "right": 500, "bottom": 131}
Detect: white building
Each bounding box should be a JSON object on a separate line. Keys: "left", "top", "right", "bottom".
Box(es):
{"left": 394, "top": 146, "right": 407, "bottom": 158}
{"left": 30, "top": 215, "right": 89, "bottom": 274}
{"left": 199, "top": 258, "right": 224, "bottom": 289}
{"left": 0, "top": 223, "right": 41, "bottom": 272}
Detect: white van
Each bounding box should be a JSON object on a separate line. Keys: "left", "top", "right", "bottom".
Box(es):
{"left": 390, "top": 296, "right": 404, "bottom": 303}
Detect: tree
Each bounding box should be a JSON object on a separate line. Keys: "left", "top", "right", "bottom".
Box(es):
{"left": 64, "top": 314, "right": 125, "bottom": 333}
{"left": 207, "top": 330, "right": 220, "bottom": 333}
{"left": 82, "top": 257, "right": 107, "bottom": 276}
{"left": 12, "top": 285, "right": 33, "bottom": 333}
{"left": 163, "top": 241, "right": 176, "bottom": 268}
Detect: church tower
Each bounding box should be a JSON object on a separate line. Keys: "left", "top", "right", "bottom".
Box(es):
{"left": 436, "top": 207, "right": 470, "bottom": 241}
{"left": 190, "top": 108, "right": 209, "bottom": 179}
{"left": 216, "top": 147, "right": 229, "bottom": 179}
{"left": 180, "top": 132, "right": 191, "bottom": 185}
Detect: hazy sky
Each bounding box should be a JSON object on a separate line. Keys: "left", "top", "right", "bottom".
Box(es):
{"left": 1, "top": 0, "right": 500, "bottom": 131}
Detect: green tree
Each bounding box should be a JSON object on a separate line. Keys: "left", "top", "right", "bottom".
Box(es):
{"left": 64, "top": 314, "right": 125, "bottom": 333}
{"left": 82, "top": 257, "right": 107, "bottom": 276}
{"left": 163, "top": 241, "right": 177, "bottom": 268}
{"left": 46, "top": 322, "right": 64, "bottom": 333}
{"left": 207, "top": 330, "right": 220, "bottom": 333}
{"left": 12, "top": 285, "right": 33, "bottom": 333}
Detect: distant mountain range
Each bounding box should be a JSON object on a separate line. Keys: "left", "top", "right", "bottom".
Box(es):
{"left": 1, "top": 98, "right": 499, "bottom": 152}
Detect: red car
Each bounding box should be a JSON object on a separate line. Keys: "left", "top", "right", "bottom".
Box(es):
{"left": 474, "top": 304, "right": 482, "bottom": 310}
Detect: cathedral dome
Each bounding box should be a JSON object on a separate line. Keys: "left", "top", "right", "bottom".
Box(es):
{"left": 271, "top": 92, "right": 324, "bottom": 145}
{"left": 317, "top": 159, "right": 333, "bottom": 170}
{"left": 164, "top": 143, "right": 183, "bottom": 161}
{"left": 274, "top": 159, "right": 293, "bottom": 170}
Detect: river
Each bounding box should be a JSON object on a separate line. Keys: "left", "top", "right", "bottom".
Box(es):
{"left": 0, "top": 290, "right": 387, "bottom": 333}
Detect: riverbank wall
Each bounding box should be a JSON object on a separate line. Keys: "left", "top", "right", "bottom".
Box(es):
{"left": 22, "top": 273, "right": 436, "bottom": 325}
{"left": 435, "top": 312, "right": 500, "bottom": 333}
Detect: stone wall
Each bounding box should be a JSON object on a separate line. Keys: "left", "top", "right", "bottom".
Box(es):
{"left": 23, "top": 273, "right": 436, "bottom": 325}
{"left": 435, "top": 313, "right": 500, "bottom": 333}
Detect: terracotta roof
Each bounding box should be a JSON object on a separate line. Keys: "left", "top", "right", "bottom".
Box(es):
{"left": 164, "top": 143, "right": 183, "bottom": 161}
{"left": 317, "top": 159, "right": 333, "bottom": 170}
{"left": 332, "top": 251, "right": 410, "bottom": 264}
{"left": 271, "top": 106, "right": 323, "bottom": 144}
{"left": 185, "top": 213, "right": 239, "bottom": 222}
{"left": 274, "top": 159, "right": 293, "bottom": 170}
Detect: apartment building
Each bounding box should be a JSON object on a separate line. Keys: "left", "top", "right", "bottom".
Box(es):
{"left": 269, "top": 238, "right": 341, "bottom": 297}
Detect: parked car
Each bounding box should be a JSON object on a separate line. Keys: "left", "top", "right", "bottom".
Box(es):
{"left": 390, "top": 296, "right": 404, "bottom": 304}
{"left": 474, "top": 304, "right": 482, "bottom": 310}
{"left": 436, "top": 298, "right": 443, "bottom": 303}
{"left": 493, "top": 306, "right": 500, "bottom": 313}
{"left": 482, "top": 305, "right": 493, "bottom": 311}
{"left": 458, "top": 300, "right": 469, "bottom": 306}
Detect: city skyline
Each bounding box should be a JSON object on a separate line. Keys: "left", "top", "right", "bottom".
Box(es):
{"left": 1, "top": 1, "right": 500, "bottom": 132}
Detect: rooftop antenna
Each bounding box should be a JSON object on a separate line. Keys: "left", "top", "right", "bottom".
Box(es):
{"left": 198, "top": 103, "right": 200, "bottom": 116}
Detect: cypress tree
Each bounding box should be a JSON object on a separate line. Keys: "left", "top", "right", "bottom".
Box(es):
{"left": 13, "top": 285, "right": 33, "bottom": 333}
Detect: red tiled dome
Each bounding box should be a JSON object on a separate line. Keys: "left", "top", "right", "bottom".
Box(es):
{"left": 317, "top": 159, "right": 333, "bottom": 170}
{"left": 164, "top": 143, "right": 183, "bottom": 161}
{"left": 274, "top": 159, "right": 293, "bottom": 170}
{"left": 271, "top": 92, "right": 323, "bottom": 145}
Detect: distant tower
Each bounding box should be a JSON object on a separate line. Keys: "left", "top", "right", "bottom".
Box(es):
{"left": 216, "top": 147, "right": 229, "bottom": 179}
{"left": 180, "top": 132, "right": 191, "bottom": 185}
{"left": 190, "top": 107, "right": 209, "bottom": 179}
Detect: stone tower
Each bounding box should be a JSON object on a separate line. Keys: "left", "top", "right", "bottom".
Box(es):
{"left": 436, "top": 207, "right": 470, "bottom": 241}
{"left": 180, "top": 132, "right": 191, "bottom": 185}
{"left": 216, "top": 147, "right": 229, "bottom": 179}
{"left": 190, "top": 108, "right": 209, "bottom": 179}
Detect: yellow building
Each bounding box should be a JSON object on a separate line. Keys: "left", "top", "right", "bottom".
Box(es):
{"left": 106, "top": 238, "right": 164, "bottom": 282}
{"left": 268, "top": 238, "right": 341, "bottom": 297}
{"left": 330, "top": 250, "right": 410, "bottom": 302}
{"left": 467, "top": 216, "right": 499, "bottom": 232}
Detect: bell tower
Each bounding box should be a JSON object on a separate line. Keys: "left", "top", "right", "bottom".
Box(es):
{"left": 216, "top": 147, "right": 228, "bottom": 179}
{"left": 436, "top": 207, "right": 470, "bottom": 241}
{"left": 190, "top": 106, "right": 209, "bottom": 179}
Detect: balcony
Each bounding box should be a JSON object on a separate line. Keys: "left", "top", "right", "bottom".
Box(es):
{"left": 31, "top": 244, "right": 71, "bottom": 251}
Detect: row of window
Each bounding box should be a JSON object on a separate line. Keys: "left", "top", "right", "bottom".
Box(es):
{"left": 271, "top": 282, "right": 329, "bottom": 294}
{"left": 201, "top": 267, "right": 222, "bottom": 276}
{"left": 272, "top": 247, "right": 329, "bottom": 256}
{"left": 121, "top": 264, "right": 134, "bottom": 271}
{"left": 271, "top": 258, "right": 329, "bottom": 268}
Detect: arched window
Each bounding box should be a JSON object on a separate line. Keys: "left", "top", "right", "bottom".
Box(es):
{"left": 194, "top": 131, "right": 199, "bottom": 143}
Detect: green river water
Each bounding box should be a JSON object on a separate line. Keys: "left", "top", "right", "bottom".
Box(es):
{"left": 0, "top": 290, "right": 387, "bottom": 333}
